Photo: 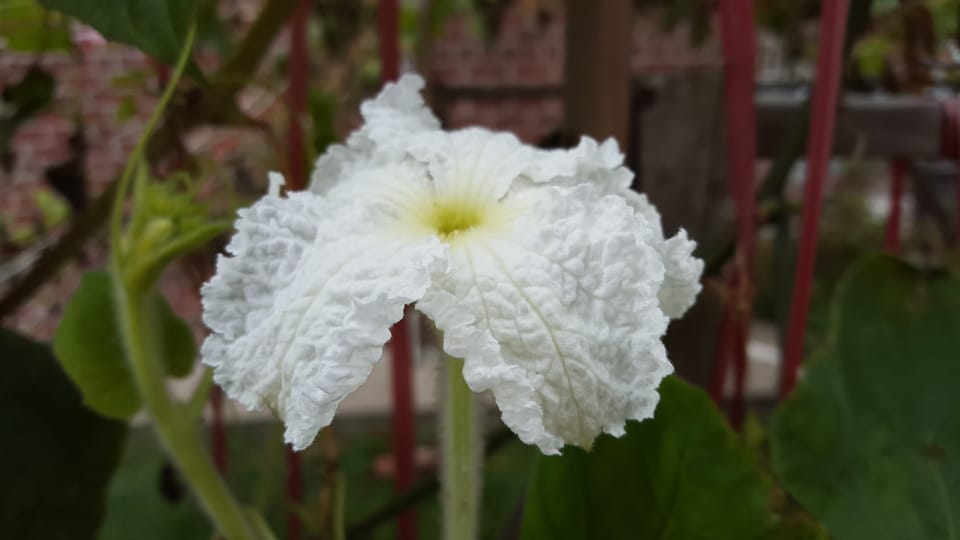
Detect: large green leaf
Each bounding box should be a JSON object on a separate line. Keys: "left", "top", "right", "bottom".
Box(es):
{"left": 53, "top": 272, "right": 139, "bottom": 419}
{"left": 520, "top": 376, "right": 772, "bottom": 539}
{"left": 771, "top": 255, "right": 960, "bottom": 540}
{"left": 0, "top": 328, "right": 127, "bottom": 539}
{"left": 53, "top": 271, "right": 197, "bottom": 419}
{"left": 0, "top": 0, "right": 72, "bottom": 52}
{"left": 37, "top": 0, "right": 196, "bottom": 65}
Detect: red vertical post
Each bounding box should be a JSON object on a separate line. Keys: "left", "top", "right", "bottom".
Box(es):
{"left": 885, "top": 159, "right": 906, "bottom": 253}
{"left": 947, "top": 101, "right": 960, "bottom": 245}
{"left": 211, "top": 386, "right": 229, "bottom": 473}
{"left": 954, "top": 103, "right": 960, "bottom": 245}
{"left": 150, "top": 58, "right": 171, "bottom": 86}
{"left": 780, "top": 1, "right": 850, "bottom": 398}
{"left": 285, "top": 1, "right": 311, "bottom": 539}
{"left": 287, "top": 0, "right": 311, "bottom": 191}
{"left": 379, "top": 0, "right": 399, "bottom": 81}
{"left": 956, "top": 162, "right": 960, "bottom": 245}
{"left": 720, "top": 0, "right": 758, "bottom": 266}
{"left": 708, "top": 307, "right": 734, "bottom": 403}
{"left": 389, "top": 313, "right": 416, "bottom": 540}
{"left": 715, "top": 0, "right": 757, "bottom": 423}
{"left": 379, "top": 1, "right": 417, "bottom": 539}
{"left": 730, "top": 320, "right": 748, "bottom": 429}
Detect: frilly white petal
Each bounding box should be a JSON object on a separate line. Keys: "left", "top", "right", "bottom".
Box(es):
{"left": 523, "top": 136, "right": 632, "bottom": 190}
{"left": 310, "top": 74, "right": 440, "bottom": 195}
{"left": 209, "top": 75, "right": 705, "bottom": 454}
{"left": 524, "top": 136, "right": 704, "bottom": 319}
{"left": 201, "top": 181, "right": 448, "bottom": 450}
{"left": 622, "top": 190, "right": 704, "bottom": 318}
{"left": 358, "top": 73, "right": 440, "bottom": 141}
{"left": 409, "top": 127, "right": 536, "bottom": 203}
{"left": 658, "top": 229, "right": 703, "bottom": 318}
{"left": 416, "top": 184, "right": 672, "bottom": 454}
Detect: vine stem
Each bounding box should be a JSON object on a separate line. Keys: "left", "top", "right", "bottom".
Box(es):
{"left": 440, "top": 356, "right": 482, "bottom": 540}
{"left": 110, "top": 20, "right": 196, "bottom": 265}
{"left": 106, "top": 15, "right": 258, "bottom": 540}
{"left": 114, "top": 287, "right": 257, "bottom": 540}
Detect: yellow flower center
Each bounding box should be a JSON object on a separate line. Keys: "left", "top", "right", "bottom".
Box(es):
{"left": 427, "top": 198, "right": 487, "bottom": 240}
{"left": 400, "top": 188, "right": 522, "bottom": 246}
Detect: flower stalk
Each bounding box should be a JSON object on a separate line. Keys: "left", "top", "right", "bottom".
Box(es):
{"left": 114, "top": 286, "right": 257, "bottom": 540}
{"left": 107, "top": 16, "right": 258, "bottom": 540}
{"left": 440, "top": 356, "right": 482, "bottom": 540}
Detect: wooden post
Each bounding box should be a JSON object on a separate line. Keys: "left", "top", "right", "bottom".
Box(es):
{"left": 563, "top": 0, "right": 632, "bottom": 145}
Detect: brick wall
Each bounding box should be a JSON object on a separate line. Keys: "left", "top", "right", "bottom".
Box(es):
{"left": 2, "top": 1, "right": 724, "bottom": 339}
{"left": 2, "top": 4, "right": 723, "bottom": 221}
{"left": 428, "top": 3, "right": 722, "bottom": 143}
{"left": 1, "top": 44, "right": 154, "bottom": 225}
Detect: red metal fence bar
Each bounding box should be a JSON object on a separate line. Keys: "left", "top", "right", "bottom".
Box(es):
{"left": 709, "top": 307, "right": 734, "bottom": 403}
{"left": 286, "top": 0, "right": 310, "bottom": 192}
{"left": 285, "top": 1, "right": 312, "bottom": 538}
{"left": 379, "top": 0, "right": 399, "bottom": 82}
{"left": 942, "top": 100, "right": 960, "bottom": 246}
{"left": 714, "top": 0, "right": 757, "bottom": 428}
{"left": 379, "top": 0, "right": 418, "bottom": 539}
{"left": 211, "top": 386, "right": 228, "bottom": 473}
{"left": 953, "top": 101, "right": 960, "bottom": 245}
{"left": 885, "top": 159, "right": 906, "bottom": 253}
{"left": 780, "top": 1, "right": 851, "bottom": 398}
{"left": 388, "top": 313, "right": 417, "bottom": 540}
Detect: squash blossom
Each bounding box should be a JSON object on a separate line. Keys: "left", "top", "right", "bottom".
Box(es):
{"left": 200, "top": 75, "right": 703, "bottom": 454}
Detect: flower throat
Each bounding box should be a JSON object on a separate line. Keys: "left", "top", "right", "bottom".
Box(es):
{"left": 426, "top": 198, "right": 487, "bottom": 240}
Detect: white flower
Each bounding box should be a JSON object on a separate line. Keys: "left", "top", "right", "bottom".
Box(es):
{"left": 201, "top": 75, "right": 703, "bottom": 454}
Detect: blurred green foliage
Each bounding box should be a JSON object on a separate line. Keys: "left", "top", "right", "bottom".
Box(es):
{"left": 54, "top": 271, "right": 196, "bottom": 419}
{"left": 0, "top": 329, "right": 127, "bottom": 540}
{"left": 37, "top": 0, "right": 198, "bottom": 68}
{"left": 97, "top": 422, "right": 535, "bottom": 540}
{"left": 0, "top": 0, "right": 71, "bottom": 52}
{"left": 521, "top": 377, "right": 773, "bottom": 540}
{"left": 772, "top": 256, "right": 960, "bottom": 539}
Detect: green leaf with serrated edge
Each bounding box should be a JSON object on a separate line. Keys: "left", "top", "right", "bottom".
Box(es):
{"left": 771, "top": 255, "right": 960, "bottom": 540}
{"left": 53, "top": 271, "right": 197, "bottom": 419}
{"left": 37, "top": 0, "right": 198, "bottom": 68}
{"left": 520, "top": 376, "right": 773, "bottom": 540}
{"left": 0, "top": 328, "right": 127, "bottom": 538}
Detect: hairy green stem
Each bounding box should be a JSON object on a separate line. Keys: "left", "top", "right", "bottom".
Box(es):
{"left": 440, "top": 356, "right": 481, "bottom": 540}
{"left": 186, "top": 367, "right": 215, "bottom": 419}
{"left": 345, "top": 428, "right": 514, "bottom": 539}
{"left": 105, "top": 15, "right": 258, "bottom": 540}
{"left": 114, "top": 286, "right": 256, "bottom": 540}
